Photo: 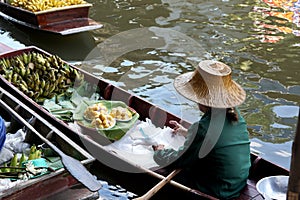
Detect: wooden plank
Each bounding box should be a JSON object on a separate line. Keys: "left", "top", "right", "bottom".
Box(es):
{"left": 1, "top": 174, "right": 78, "bottom": 200}
{"left": 43, "top": 183, "right": 99, "bottom": 200}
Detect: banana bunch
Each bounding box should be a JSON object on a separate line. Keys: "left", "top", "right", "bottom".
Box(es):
{"left": 10, "top": 0, "right": 88, "bottom": 12}
{"left": 28, "top": 144, "right": 42, "bottom": 160}
{"left": 0, "top": 145, "right": 42, "bottom": 173}
{"left": 0, "top": 51, "right": 84, "bottom": 103}
{"left": 64, "top": 0, "right": 87, "bottom": 6}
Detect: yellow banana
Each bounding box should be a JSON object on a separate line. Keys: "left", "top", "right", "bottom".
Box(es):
{"left": 10, "top": 0, "right": 87, "bottom": 12}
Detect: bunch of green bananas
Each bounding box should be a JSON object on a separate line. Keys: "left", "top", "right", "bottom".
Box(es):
{"left": 10, "top": 0, "right": 87, "bottom": 12}
{"left": 28, "top": 144, "right": 42, "bottom": 161}
{"left": 0, "top": 145, "right": 42, "bottom": 173}
{"left": 0, "top": 51, "right": 84, "bottom": 103}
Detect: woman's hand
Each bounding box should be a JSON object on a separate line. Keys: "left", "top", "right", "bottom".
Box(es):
{"left": 152, "top": 144, "right": 165, "bottom": 151}
{"left": 169, "top": 120, "right": 188, "bottom": 138}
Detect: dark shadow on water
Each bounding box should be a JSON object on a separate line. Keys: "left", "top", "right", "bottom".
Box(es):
{"left": 0, "top": 18, "right": 97, "bottom": 61}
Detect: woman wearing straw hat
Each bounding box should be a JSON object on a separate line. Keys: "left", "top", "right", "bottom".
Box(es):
{"left": 153, "top": 60, "right": 251, "bottom": 199}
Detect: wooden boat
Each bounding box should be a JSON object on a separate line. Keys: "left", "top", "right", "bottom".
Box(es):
{"left": 0, "top": 45, "right": 290, "bottom": 199}
{"left": 0, "top": 87, "right": 98, "bottom": 199}
{"left": 0, "top": 1, "right": 103, "bottom": 35}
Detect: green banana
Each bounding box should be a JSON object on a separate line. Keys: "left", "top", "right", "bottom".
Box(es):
{"left": 2, "top": 163, "right": 10, "bottom": 173}
{"left": 10, "top": 154, "right": 18, "bottom": 172}
{"left": 18, "top": 153, "right": 26, "bottom": 169}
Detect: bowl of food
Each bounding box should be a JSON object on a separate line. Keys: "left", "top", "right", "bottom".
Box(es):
{"left": 109, "top": 106, "right": 133, "bottom": 122}
{"left": 92, "top": 113, "right": 116, "bottom": 130}
{"left": 256, "top": 175, "right": 289, "bottom": 200}
{"left": 83, "top": 102, "right": 109, "bottom": 122}
{"left": 75, "top": 100, "right": 139, "bottom": 142}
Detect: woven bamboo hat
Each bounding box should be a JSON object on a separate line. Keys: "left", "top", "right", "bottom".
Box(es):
{"left": 174, "top": 60, "right": 246, "bottom": 108}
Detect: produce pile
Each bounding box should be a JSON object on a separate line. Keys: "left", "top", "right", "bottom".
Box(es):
{"left": 110, "top": 106, "right": 133, "bottom": 121}
{"left": 73, "top": 99, "right": 140, "bottom": 141}
{"left": 0, "top": 145, "right": 42, "bottom": 178}
{"left": 0, "top": 120, "right": 63, "bottom": 182}
{"left": 91, "top": 113, "right": 116, "bottom": 130}
{"left": 0, "top": 51, "right": 84, "bottom": 103}
{"left": 0, "top": 145, "right": 44, "bottom": 179}
{"left": 83, "top": 102, "right": 134, "bottom": 130}
{"left": 9, "top": 0, "right": 88, "bottom": 12}
{"left": 84, "top": 103, "right": 116, "bottom": 129}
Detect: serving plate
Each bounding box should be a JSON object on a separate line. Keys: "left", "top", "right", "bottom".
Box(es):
{"left": 74, "top": 100, "right": 139, "bottom": 142}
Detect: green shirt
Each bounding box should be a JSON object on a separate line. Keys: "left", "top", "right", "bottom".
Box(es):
{"left": 153, "top": 108, "right": 251, "bottom": 199}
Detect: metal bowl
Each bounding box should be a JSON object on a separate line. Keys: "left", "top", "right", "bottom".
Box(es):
{"left": 256, "top": 175, "right": 289, "bottom": 200}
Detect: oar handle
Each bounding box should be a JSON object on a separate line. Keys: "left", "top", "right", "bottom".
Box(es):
{"left": 134, "top": 169, "right": 181, "bottom": 200}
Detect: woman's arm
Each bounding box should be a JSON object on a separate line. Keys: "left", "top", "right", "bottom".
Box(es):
{"left": 169, "top": 120, "right": 188, "bottom": 138}
{"left": 153, "top": 122, "right": 206, "bottom": 169}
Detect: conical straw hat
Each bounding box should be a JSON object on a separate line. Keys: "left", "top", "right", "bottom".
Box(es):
{"left": 174, "top": 60, "right": 246, "bottom": 108}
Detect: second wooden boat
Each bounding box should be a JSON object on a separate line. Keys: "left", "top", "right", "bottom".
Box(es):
{"left": 0, "top": 1, "right": 103, "bottom": 35}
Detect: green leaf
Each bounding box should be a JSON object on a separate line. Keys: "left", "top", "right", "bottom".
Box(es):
{"left": 43, "top": 100, "right": 62, "bottom": 111}
{"left": 59, "top": 101, "right": 75, "bottom": 109}
{"left": 72, "top": 102, "right": 89, "bottom": 121}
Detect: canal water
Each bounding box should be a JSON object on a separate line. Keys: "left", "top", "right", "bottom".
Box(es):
{"left": 0, "top": 0, "right": 299, "bottom": 170}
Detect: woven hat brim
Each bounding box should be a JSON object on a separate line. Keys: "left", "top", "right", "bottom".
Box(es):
{"left": 174, "top": 72, "right": 246, "bottom": 108}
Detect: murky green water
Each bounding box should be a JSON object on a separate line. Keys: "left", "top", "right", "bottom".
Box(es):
{"left": 0, "top": 0, "right": 299, "bottom": 168}
{"left": 88, "top": 0, "right": 300, "bottom": 143}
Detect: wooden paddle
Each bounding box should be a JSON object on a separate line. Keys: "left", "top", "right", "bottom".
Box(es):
{"left": 133, "top": 169, "right": 181, "bottom": 200}
{"left": 0, "top": 98, "right": 102, "bottom": 192}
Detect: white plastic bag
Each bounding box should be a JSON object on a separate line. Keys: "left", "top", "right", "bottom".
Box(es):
{"left": 0, "top": 147, "right": 14, "bottom": 165}
{"left": 4, "top": 129, "right": 30, "bottom": 153}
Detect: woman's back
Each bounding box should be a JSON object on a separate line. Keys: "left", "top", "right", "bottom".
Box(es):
{"left": 192, "top": 110, "right": 251, "bottom": 199}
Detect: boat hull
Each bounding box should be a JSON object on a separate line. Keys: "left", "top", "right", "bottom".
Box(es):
{"left": 0, "top": 46, "right": 290, "bottom": 199}
{"left": 1, "top": 173, "right": 77, "bottom": 200}
{"left": 0, "top": 2, "right": 103, "bottom": 35}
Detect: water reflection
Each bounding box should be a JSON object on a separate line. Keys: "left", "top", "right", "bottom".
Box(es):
{"left": 251, "top": 0, "right": 300, "bottom": 43}
{"left": 82, "top": 0, "right": 300, "bottom": 145}
{"left": 246, "top": 103, "right": 299, "bottom": 143}
{"left": 79, "top": 27, "right": 211, "bottom": 122}
{"left": 0, "top": 19, "right": 26, "bottom": 49}
{"left": 250, "top": 138, "right": 292, "bottom": 169}
{"left": 0, "top": 16, "right": 97, "bottom": 60}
